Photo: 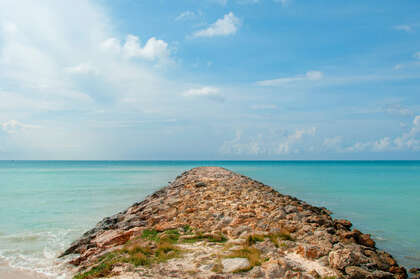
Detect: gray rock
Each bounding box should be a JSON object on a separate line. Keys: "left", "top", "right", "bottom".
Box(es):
{"left": 221, "top": 258, "right": 250, "bottom": 273}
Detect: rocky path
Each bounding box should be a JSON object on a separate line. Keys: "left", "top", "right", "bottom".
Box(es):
{"left": 62, "top": 167, "right": 408, "bottom": 279}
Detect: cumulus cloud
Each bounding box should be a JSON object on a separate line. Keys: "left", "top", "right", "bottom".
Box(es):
{"left": 193, "top": 12, "right": 240, "bottom": 38}
{"left": 343, "top": 115, "right": 420, "bottom": 152}
{"left": 393, "top": 115, "right": 420, "bottom": 151}
{"left": 220, "top": 127, "right": 317, "bottom": 155}
{"left": 256, "top": 71, "right": 324, "bottom": 86}
{"left": 101, "top": 35, "right": 171, "bottom": 62}
{"left": 1, "top": 120, "right": 40, "bottom": 134}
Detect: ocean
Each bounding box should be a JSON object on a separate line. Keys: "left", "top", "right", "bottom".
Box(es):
{"left": 0, "top": 161, "right": 419, "bottom": 278}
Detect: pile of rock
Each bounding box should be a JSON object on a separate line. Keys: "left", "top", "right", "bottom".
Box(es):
{"left": 62, "top": 167, "right": 408, "bottom": 279}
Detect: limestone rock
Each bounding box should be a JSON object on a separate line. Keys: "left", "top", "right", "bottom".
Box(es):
{"left": 221, "top": 258, "right": 250, "bottom": 273}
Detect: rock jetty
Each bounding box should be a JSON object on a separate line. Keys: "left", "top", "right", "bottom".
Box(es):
{"left": 62, "top": 167, "right": 407, "bottom": 279}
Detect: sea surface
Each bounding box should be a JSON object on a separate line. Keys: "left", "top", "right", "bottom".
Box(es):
{"left": 0, "top": 161, "right": 419, "bottom": 277}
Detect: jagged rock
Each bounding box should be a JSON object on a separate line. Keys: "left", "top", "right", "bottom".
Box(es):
{"left": 62, "top": 167, "right": 407, "bottom": 279}
{"left": 263, "top": 260, "right": 286, "bottom": 278}
{"left": 248, "top": 266, "right": 265, "bottom": 278}
{"left": 335, "top": 219, "right": 353, "bottom": 230}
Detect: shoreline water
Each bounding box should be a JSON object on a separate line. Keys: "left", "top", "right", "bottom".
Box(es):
{"left": 0, "top": 261, "right": 49, "bottom": 279}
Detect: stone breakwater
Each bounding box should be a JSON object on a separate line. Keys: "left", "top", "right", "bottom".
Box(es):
{"left": 62, "top": 167, "right": 408, "bottom": 279}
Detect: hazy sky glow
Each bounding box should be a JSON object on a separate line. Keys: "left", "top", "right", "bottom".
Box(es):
{"left": 1, "top": 0, "right": 420, "bottom": 160}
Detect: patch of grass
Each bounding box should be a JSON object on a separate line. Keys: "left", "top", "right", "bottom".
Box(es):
{"left": 159, "top": 229, "right": 180, "bottom": 244}
{"left": 180, "top": 232, "right": 227, "bottom": 244}
{"left": 73, "top": 234, "right": 181, "bottom": 279}
{"left": 73, "top": 227, "right": 228, "bottom": 279}
{"left": 141, "top": 229, "right": 159, "bottom": 241}
{"left": 246, "top": 234, "right": 265, "bottom": 246}
{"left": 207, "top": 234, "right": 227, "bottom": 243}
{"left": 73, "top": 261, "right": 116, "bottom": 279}
{"left": 268, "top": 231, "right": 294, "bottom": 247}
{"left": 227, "top": 246, "right": 262, "bottom": 273}
{"left": 182, "top": 225, "right": 193, "bottom": 234}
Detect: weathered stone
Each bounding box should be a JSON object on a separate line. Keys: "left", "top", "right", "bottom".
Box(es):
{"left": 334, "top": 219, "right": 352, "bottom": 230}
{"left": 264, "top": 260, "right": 285, "bottom": 279}
{"left": 221, "top": 258, "right": 250, "bottom": 273}
{"left": 248, "top": 266, "right": 265, "bottom": 278}
{"left": 329, "top": 248, "right": 355, "bottom": 270}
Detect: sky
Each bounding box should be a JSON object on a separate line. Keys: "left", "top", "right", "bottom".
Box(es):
{"left": 0, "top": 0, "right": 420, "bottom": 160}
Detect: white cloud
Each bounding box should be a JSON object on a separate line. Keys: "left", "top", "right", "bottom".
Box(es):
{"left": 256, "top": 71, "right": 324, "bottom": 86}
{"left": 0, "top": 0, "right": 185, "bottom": 158}
{"left": 393, "top": 115, "right": 420, "bottom": 151}
{"left": 183, "top": 86, "right": 220, "bottom": 96}
{"left": 183, "top": 87, "right": 224, "bottom": 102}
{"left": 100, "top": 37, "right": 122, "bottom": 53}
{"left": 220, "top": 127, "right": 317, "bottom": 155}
{"left": 343, "top": 115, "right": 420, "bottom": 152}
{"left": 393, "top": 25, "right": 412, "bottom": 32}
{"left": 175, "top": 11, "right": 197, "bottom": 21}
{"left": 193, "top": 12, "right": 240, "bottom": 38}
{"left": 1, "top": 120, "right": 40, "bottom": 134}
{"left": 101, "top": 35, "right": 170, "bottom": 62}
{"left": 65, "top": 63, "right": 96, "bottom": 74}
{"left": 373, "top": 137, "right": 391, "bottom": 151}
{"left": 383, "top": 104, "right": 413, "bottom": 116}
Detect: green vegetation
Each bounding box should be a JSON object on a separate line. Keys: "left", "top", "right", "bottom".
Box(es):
{"left": 73, "top": 239, "right": 181, "bottom": 279}
{"left": 141, "top": 229, "right": 159, "bottom": 241}
{"left": 180, "top": 232, "right": 227, "bottom": 244}
{"left": 73, "top": 227, "right": 228, "bottom": 279}
{"left": 182, "top": 225, "right": 193, "bottom": 234}
{"left": 245, "top": 234, "right": 265, "bottom": 246}
{"left": 267, "top": 231, "right": 294, "bottom": 247}
{"left": 73, "top": 229, "right": 183, "bottom": 279}
{"left": 244, "top": 231, "right": 294, "bottom": 248}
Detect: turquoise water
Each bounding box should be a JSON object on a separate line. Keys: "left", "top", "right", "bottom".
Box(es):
{"left": 0, "top": 161, "right": 419, "bottom": 277}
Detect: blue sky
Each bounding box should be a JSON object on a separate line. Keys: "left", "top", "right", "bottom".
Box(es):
{"left": 0, "top": 0, "right": 420, "bottom": 160}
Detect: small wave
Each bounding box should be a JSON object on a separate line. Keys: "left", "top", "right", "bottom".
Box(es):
{"left": 373, "top": 236, "right": 387, "bottom": 241}
{"left": 0, "top": 229, "right": 78, "bottom": 278}
{"left": 2, "top": 234, "right": 42, "bottom": 242}
{"left": 404, "top": 255, "right": 420, "bottom": 261}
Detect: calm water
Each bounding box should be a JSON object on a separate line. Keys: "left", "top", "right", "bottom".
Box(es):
{"left": 0, "top": 161, "right": 419, "bottom": 277}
